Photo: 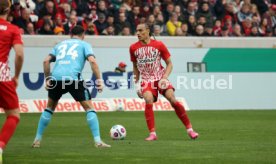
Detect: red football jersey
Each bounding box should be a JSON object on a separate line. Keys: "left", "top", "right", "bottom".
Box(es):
{"left": 0, "top": 18, "right": 23, "bottom": 81}
{"left": 129, "top": 39, "right": 171, "bottom": 82}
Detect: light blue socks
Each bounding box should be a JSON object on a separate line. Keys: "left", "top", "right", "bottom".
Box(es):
{"left": 86, "top": 110, "right": 101, "bottom": 143}
{"left": 34, "top": 108, "right": 53, "bottom": 141}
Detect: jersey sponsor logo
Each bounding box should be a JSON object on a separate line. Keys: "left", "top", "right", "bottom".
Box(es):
{"left": 137, "top": 58, "right": 156, "bottom": 63}
{"left": 58, "top": 60, "right": 71, "bottom": 64}
{"left": 0, "top": 25, "right": 7, "bottom": 31}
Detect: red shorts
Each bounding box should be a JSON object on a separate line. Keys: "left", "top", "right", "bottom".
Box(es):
{"left": 0, "top": 81, "right": 19, "bottom": 109}
{"left": 141, "top": 80, "right": 175, "bottom": 102}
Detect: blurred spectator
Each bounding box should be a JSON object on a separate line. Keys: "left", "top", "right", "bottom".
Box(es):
{"left": 86, "top": 22, "right": 98, "bottom": 35}
{"left": 251, "top": 0, "right": 269, "bottom": 16}
{"left": 54, "top": 13, "right": 64, "bottom": 29}
{"left": 102, "top": 25, "right": 115, "bottom": 35}
{"left": 7, "top": 0, "right": 273, "bottom": 37}
{"left": 223, "top": 15, "right": 233, "bottom": 35}
{"left": 122, "top": 0, "right": 134, "bottom": 12}
{"left": 242, "top": 18, "right": 253, "bottom": 36}
{"left": 128, "top": 5, "right": 141, "bottom": 33}
{"left": 259, "top": 17, "right": 269, "bottom": 36}
{"left": 141, "top": 4, "right": 151, "bottom": 18}
{"left": 250, "top": 24, "right": 260, "bottom": 36}
{"left": 251, "top": 4, "right": 261, "bottom": 23}
{"left": 197, "top": 15, "right": 207, "bottom": 26}
{"left": 12, "top": 8, "right": 32, "bottom": 34}
{"left": 237, "top": 3, "right": 253, "bottom": 23}
{"left": 196, "top": 2, "right": 213, "bottom": 25}
{"left": 97, "top": 0, "right": 109, "bottom": 17}
{"left": 94, "top": 13, "right": 108, "bottom": 34}
{"left": 232, "top": 24, "right": 243, "bottom": 37}
{"left": 39, "top": 0, "right": 56, "bottom": 19}
{"left": 184, "top": 1, "right": 197, "bottom": 21}
{"left": 163, "top": 2, "right": 175, "bottom": 23}
{"left": 153, "top": 25, "right": 161, "bottom": 36}
{"left": 251, "top": 15, "right": 260, "bottom": 25}
{"left": 106, "top": 15, "right": 115, "bottom": 26}
{"left": 174, "top": 5, "right": 185, "bottom": 23}
{"left": 64, "top": 14, "right": 77, "bottom": 34}
{"left": 181, "top": 23, "right": 190, "bottom": 36}
{"left": 187, "top": 15, "right": 197, "bottom": 35}
{"left": 73, "top": 0, "right": 95, "bottom": 17}
{"left": 195, "top": 24, "right": 204, "bottom": 36}
{"left": 115, "top": 12, "right": 131, "bottom": 35}
{"left": 213, "top": 19, "right": 222, "bottom": 36}
{"left": 152, "top": 4, "right": 162, "bottom": 17}
{"left": 166, "top": 12, "right": 182, "bottom": 36}
{"left": 38, "top": 19, "right": 54, "bottom": 34}
{"left": 26, "top": 22, "right": 36, "bottom": 35}
{"left": 147, "top": 14, "right": 155, "bottom": 29}
{"left": 221, "top": 25, "right": 230, "bottom": 37}
{"left": 121, "top": 26, "right": 131, "bottom": 36}
{"left": 175, "top": 27, "right": 184, "bottom": 36}
{"left": 59, "top": 2, "right": 71, "bottom": 20}
{"left": 204, "top": 23, "right": 213, "bottom": 36}
{"left": 115, "top": 62, "right": 127, "bottom": 73}
{"left": 266, "top": 27, "right": 273, "bottom": 37}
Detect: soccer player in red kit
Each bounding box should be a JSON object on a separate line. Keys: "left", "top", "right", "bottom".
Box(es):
{"left": 0, "top": 0, "right": 24, "bottom": 162}
{"left": 129, "top": 23, "right": 198, "bottom": 141}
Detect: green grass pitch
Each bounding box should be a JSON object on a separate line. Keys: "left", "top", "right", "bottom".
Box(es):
{"left": 1, "top": 110, "right": 276, "bottom": 164}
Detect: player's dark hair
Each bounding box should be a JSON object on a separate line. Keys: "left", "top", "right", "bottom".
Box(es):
{"left": 0, "top": 0, "right": 11, "bottom": 15}
{"left": 71, "top": 25, "right": 85, "bottom": 36}
{"left": 144, "top": 23, "right": 156, "bottom": 40}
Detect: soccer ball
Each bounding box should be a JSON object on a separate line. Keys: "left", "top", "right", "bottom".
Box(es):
{"left": 110, "top": 125, "right": 127, "bottom": 140}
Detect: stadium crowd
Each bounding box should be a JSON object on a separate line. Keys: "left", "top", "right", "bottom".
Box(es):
{"left": 8, "top": 0, "right": 276, "bottom": 36}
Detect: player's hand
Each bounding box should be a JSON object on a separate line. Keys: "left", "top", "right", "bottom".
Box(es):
{"left": 158, "top": 78, "right": 170, "bottom": 90}
{"left": 45, "top": 79, "right": 51, "bottom": 91}
{"left": 12, "top": 76, "right": 19, "bottom": 88}
{"left": 96, "top": 79, "right": 104, "bottom": 93}
{"left": 135, "top": 82, "right": 143, "bottom": 98}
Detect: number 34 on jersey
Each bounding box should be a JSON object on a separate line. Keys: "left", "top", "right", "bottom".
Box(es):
{"left": 56, "top": 44, "right": 79, "bottom": 61}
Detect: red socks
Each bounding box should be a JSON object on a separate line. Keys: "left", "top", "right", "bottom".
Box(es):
{"left": 173, "top": 102, "right": 192, "bottom": 129}
{"left": 0, "top": 115, "right": 20, "bottom": 149}
{"left": 145, "top": 104, "right": 155, "bottom": 132}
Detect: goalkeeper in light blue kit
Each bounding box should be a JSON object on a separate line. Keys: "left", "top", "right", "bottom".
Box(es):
{"left": 32, "top": 25, "right": 110, "bottom": 148}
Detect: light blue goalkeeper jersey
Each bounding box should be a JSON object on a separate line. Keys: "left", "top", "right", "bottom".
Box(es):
{"left": 50, "top": 38, "right": 94, "bottom": 80}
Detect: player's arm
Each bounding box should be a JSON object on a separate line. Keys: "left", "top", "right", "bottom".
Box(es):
{"left": 13, "top": 44, "right": 24, "bottom": 87}
{"left": 43, "top": 55, "right": 55, "bottom": 90}
{"left": 132, "top": 62, "right": 143, "bottom": 98}
{"left": 87, "top": 55, "right": 103, "bottom": 93}
{"left": 162, "top": 57, "right": 173, "bottom": 79}
{"left": 132, "top": 62, "right": 140, "bottom": 83}
{"left": 43, "top": 55, "right": 55, "bottom": 78}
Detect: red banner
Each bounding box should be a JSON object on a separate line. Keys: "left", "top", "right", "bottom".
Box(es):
{"left": 0, "top": 98, "right": 189, "bottom": 113}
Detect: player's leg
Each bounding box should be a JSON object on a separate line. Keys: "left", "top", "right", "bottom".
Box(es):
{"left": 71, "top": 81, "right": 110, "bottom": 148}
{"left": 32, "top": 81, "right": 62, "bottom": 147}
{"left": 79, "top": 100, "right": 110, "bottom": 148}
{"left": 143, "top": 90, "right": 158, "bottom": 141}
{"left": 163, "top": 89, "right": 199, "bottom": 139}
{"left": 0, "top": 81, "right": 21, "bottom": 162}
{"left": 142, "top": 81, "right": 159, "bottom": 141}
{"left": 32, "top": 98, "right": 58, "bottom": 147}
